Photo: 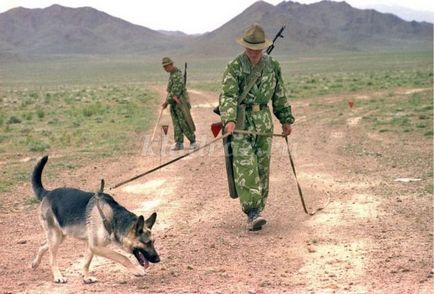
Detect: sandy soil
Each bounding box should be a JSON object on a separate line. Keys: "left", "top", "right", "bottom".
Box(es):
{"left": 0, "top": 86, "right": 432, "bottom": 293}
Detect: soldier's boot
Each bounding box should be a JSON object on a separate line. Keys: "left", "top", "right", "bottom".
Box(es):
{"left": 171, "top": 143, "right": 184, "bottom": 151}
{"left": 246, "top": 209, "right": 266, "bottom": 231}
{"left": 190, "top": 141, "right": 198, "bottom": 150}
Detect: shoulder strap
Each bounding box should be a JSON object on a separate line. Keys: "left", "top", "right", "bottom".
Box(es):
{"left": 238, "top": 60, "right": 266, "bottom": 104}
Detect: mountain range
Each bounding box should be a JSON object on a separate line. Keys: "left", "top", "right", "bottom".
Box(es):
{"left": 357, "top": 4, "right": 434, "bottom": 23}
{"left": 0, "top": 1, "right": 432, "bottom": 57}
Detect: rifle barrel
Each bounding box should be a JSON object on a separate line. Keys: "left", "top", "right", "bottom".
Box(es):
{"left": 184, "top": 62, "right": 187, "bottom": 87}
{"left": 266, "top": 25, "right": 286, "bottom": 55}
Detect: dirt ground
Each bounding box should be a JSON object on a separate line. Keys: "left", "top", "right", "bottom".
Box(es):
{"left": 0, "top": 86, "right": 432, "bottom": 293}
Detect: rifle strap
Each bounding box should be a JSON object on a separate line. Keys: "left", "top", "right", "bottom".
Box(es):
{"left": 238, "top": 58, "right": 266, "bottom": 105}
{"left": 182, "top": 62, "right": 187, "bottom": 96}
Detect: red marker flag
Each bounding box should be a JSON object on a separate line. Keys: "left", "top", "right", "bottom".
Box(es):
{"left": 162, "top": 125, "right": 169, "bottom": 135}
{"left": 211, "top": 122, "right": 223, "bottom": 138}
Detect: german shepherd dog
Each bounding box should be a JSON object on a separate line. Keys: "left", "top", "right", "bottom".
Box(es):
{"left": 31, "top": 156, "right": 160, "bottom": 283}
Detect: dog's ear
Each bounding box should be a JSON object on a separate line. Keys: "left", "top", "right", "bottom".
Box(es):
{"left": 144, "top": 212, "right": 157, "bottom": 230}
{"left": 135, "top": 215, "right": 145, "bottom": 234}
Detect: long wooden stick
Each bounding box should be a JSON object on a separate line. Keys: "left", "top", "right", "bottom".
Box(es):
{"left": 234, "top": 129, "right": 286, "bottom": 137}
{"left": 284, "top": 136, "right": 330, "bottom": 215}
{"left": 111, "top": 133, "right": 231, "bottom": 189}
{"left": 150, "top": 108, "right": 164, "bottom": 142}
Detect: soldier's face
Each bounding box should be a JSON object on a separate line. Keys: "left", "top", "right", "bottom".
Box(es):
{"left": 163, "top": 64, "right": 172, "bottom": 72}
{"left": 245, "top": 48, "right": 263, "bottom": 65}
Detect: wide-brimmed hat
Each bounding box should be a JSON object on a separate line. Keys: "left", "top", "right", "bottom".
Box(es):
{"left": 236, "top": 24, "right": 272, "bottom": 50}
{"left": 161, "top": 57, "right": 173, "bottom": 66}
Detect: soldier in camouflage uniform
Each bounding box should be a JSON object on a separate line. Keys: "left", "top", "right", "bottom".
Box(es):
{"left": 161, "top": 57, "right": 197, "bottom": 150}
{"left": 219, "top": 24, "right": 295, "bottom": 231}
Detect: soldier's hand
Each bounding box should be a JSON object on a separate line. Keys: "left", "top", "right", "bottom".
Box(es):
{"left": 173, "top": 96, "right": 181, "bottom": 104}
{"left": 225, "top": 122, "right": 236, "bottom": 134}
{"left": 161, "top": 101, "right": 168, "bottom": 109}
{"left": 282, "top": 123, "right": 292, "bottom": 136}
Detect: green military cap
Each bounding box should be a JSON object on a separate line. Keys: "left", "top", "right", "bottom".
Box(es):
{"left": 236, "top": 24, "right": 272, "bottom": 50}
{"left": 162, "top": 57, "right": 173, "bottom": 66}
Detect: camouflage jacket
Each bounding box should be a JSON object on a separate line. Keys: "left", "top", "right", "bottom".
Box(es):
{"left": 219, "top": 53, "right": 294, "bottom": 126}
{"left": 166, "top": 67, "right": 188, "bottom": 105}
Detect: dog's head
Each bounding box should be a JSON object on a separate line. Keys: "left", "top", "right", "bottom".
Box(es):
{"left": 125, "top": 212, "right": 160, "bottom": 268}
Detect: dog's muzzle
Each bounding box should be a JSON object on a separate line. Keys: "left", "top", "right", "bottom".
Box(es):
{"left": 133, "top": 248, "right": 160, "bottom": 268}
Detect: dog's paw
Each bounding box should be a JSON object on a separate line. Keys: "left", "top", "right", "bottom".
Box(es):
{"left": 53, "top": 275, "right": 68, "bottom": 283}
{"left": 130, "top": 266, "right": 145, "bottom": 277}
{"left": 83, "top": 276, "right": 98, "bottom": 284}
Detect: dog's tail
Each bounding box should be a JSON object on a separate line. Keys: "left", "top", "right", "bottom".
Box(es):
{"left": 32, "top": 155, "right": 49, "bottom": 200}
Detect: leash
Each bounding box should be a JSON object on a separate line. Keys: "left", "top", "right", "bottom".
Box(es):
{"left": 284, "top": 136, "right": 330, "bottom": 215}
{"left": 111, "top": 133, "right": 231, "bottom": 189}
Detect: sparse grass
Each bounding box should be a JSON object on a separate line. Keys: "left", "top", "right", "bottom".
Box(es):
{"left": 25, "top": 196, "right": 41, "bottom": 206}
{"left": 189, "top": 50, "right": 432, "bottom": 98}
{"left": 424, "top": 130, "right": 434, "bottom": 137}
{"left": 361, "top": 91, "right": 433, "bottom": 136}
{"left": 28, "top": 140, "right": 50, "bottom": 152}
{"left": 0, "top": 168, "right": 31, "bottom": 193}
{"left": 424, "top": 185, "right": 433, "bottom": 195}
{"left": 0, "top": 84, "right": 159, "bottom": 195}
{"left": 1, "top": 85, "right": 157, "bottom": 155}
{"left": 0, "top": 180, "right": 13, "bottom": 192}
{"left": 286, "top": 69, "right": 432, "bottom": 99}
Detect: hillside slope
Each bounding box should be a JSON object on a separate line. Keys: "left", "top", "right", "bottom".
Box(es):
{"left": 0, "top": 1, "right": 432, "bottom": 56}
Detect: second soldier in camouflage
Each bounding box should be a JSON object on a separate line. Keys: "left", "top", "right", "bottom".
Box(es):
{"left": 161, "top": 57, "right": 197, "bottom": 150}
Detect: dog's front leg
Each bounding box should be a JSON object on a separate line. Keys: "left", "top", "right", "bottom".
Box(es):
{"left": 91, "top": 246, "right": 145, "bottom": 276}
{"left": 82, "top": 246, "right": 97, "bottom": 284}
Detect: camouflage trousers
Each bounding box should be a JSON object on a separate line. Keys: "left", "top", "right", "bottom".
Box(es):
{"left": 169, "top": 105, "right": 195, "bottom": 143}
{"left": 232, "top": 109, "right": 273, "bottom": 214}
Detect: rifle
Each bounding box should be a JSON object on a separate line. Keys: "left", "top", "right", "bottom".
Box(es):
{"left": 183, "top": 62, "right": 187, "bottom": 92}
{"left": 266, "top": 25, "right": 285, "bottom": 55}
{"left": 177, "top": 61, "right": 196, "bottom": 131}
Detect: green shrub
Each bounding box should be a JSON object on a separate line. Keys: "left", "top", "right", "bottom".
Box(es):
{"left": 28, "top": 140, "right": 50, "bottom": 152}
{"left": 7, "top": 116, "right": 21, "bottom": 124}
{"left": 36, "top": 109, "right": 45, "bottom": 119}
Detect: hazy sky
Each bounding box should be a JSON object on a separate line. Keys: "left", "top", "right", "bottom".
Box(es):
{"left": 0, "top": 0, "right": 432, "bottom": 34}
